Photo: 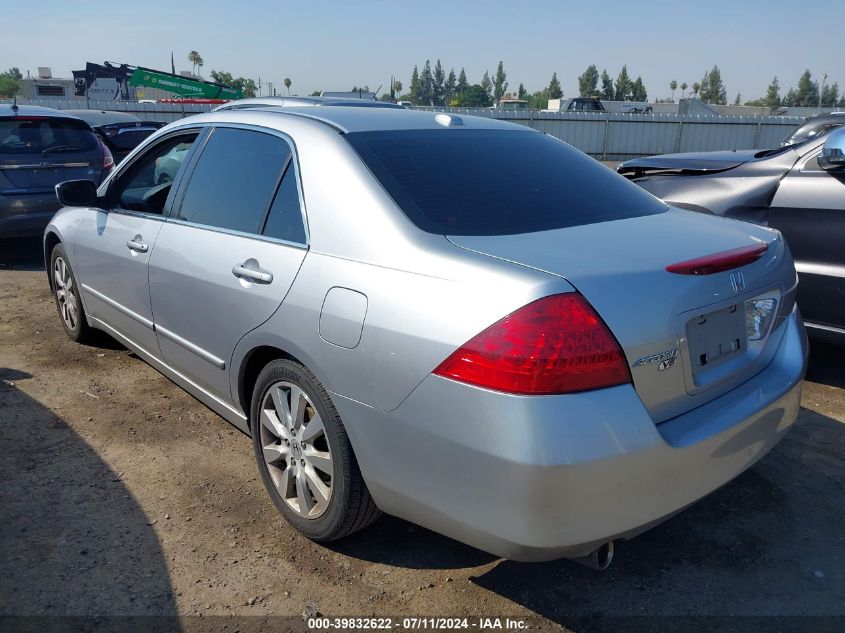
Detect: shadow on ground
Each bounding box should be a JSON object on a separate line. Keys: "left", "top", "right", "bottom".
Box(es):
{"left": 0, "top": 373, "right": 179, "bottom": 625}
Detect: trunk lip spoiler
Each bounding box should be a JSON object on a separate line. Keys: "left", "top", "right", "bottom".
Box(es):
{"left": 666, "top": 243, "right": 769, "bottom": 275}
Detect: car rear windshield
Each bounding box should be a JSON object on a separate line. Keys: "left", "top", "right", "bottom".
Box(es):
{"left": 345, "top": 129, "right": 667, "bottom": 235}
{"left": 0, "top": 116, "right": 98, "bottom": 155}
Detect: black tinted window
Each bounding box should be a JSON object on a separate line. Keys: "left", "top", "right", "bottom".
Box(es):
{"left": 346, "top": 129, "right": 666, "bottom": 235}
{"left": 178, "top": 128, "right": 290, "bottom": 234}
{"left": 0, "top": 117, "right": 98, "bottom": 155}
{"left": 262, "top": 161, "right": 306, "bottom": 243}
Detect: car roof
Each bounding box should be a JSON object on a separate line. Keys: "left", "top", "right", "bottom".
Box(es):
{"left": 214, "top": 96, "right": 404, "bottom": 112}
{"left": 0, "top": 103, "right": 82, "bottom": 119}
{"left": 62, "top": 109, "right": 142, "bottom": 126}
{"left": 203, "top": 106, "right": 533, "bottom": 134}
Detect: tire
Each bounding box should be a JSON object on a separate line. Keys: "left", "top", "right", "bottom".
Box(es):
{"left": 50, "top": 244, "right": 96, "bottom": 344}
{"left": 251, "top": 359, "right": 380, "bottom": 541}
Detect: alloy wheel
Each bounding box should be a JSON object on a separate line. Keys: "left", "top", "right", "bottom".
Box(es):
{"left": 54, "top": 256, "right": 78, "bottom": 331}
{"left": 259, "top": 381, "right": 334, "bottom": 519}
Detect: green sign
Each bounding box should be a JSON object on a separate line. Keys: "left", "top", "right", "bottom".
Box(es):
{"left": 129, "top": 67, "right": 243, "bottom": 100}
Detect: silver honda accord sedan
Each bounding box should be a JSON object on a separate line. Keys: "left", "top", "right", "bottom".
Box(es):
{"left": 44, "top": 106, "right": 808, "bottom": 564}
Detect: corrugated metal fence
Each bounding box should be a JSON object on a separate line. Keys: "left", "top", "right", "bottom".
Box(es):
{"left": 3, "top": 98, "right": 805, "bottom": 160}
{"left": 427, "top": 109, "right": 804, "bottom": 160}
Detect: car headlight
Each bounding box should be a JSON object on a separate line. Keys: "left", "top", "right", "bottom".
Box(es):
{"left": 745, "top": 298, "right": 777, "bottom": 341}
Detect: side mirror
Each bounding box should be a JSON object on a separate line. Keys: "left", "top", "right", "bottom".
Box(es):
{"left": 818, "top": 127, "right": 845, "bottom": 172}
{"left": 56, "top": 179, "right": 99, "bottom": 207}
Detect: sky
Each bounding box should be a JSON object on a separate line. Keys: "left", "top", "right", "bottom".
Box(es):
{"left": 3, "top": 0, "right": 843, "bottom": 101}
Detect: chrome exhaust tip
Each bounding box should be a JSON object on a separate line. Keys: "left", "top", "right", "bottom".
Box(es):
{"left": 572, "top": 541, "right": 614, "bottom": 570}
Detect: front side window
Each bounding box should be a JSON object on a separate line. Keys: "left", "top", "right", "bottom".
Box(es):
{"left": 110, "top": 132, "right": 199, "bottom": 214}
{"left": 177, "top": 127, "right": 291, "bottom": 235}
{"left": 346, "top": 129, "right": 667, "bottom": 236}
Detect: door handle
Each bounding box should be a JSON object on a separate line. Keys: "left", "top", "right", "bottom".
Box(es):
{"left": 126, "top": 235, "right": 149, "bottom": 253}
{"left": 232, "top": 260, "right": 273, "bottom": 284}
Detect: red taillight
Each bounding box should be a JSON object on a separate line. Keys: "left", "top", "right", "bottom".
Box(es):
{"left": 666, "top": 243, "right": 768, "bottom": 275}
{"left": 433, "top": 293, "right": 631, "bottom": 395}
{"left": 98, "top": 137, "right": 114, "bottom": 170}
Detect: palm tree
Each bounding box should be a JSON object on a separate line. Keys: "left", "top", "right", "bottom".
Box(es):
{"left": 670, "top": 80, "right": 677, "bottom": 102}
{"left": 692, "top": 82, "right": 701, "bottom": 98}
{"left": 188, "top": 50, "right": 200, "bottom": 76}
{"left": 393, "top": 79, "right": 402, "bottom": 97}
{"left": 284, "top": 78, "right": 291, "bottom": 95}
{"left": 195, "top": 54, "right": 204, "bottom": 78}
{"left": 680, "top": 82, "right": 688, "bottom": 98}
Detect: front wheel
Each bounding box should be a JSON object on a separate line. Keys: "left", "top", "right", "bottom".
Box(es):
{"left": 50, "top": 244, "right": 96, "bottom": 343}
{"left": 251, "top": 359, "right": 380, "bottom": 541}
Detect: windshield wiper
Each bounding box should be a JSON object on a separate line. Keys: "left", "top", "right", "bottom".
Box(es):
{"left": 42, "top": 145, "right": 84, "bottom": 154}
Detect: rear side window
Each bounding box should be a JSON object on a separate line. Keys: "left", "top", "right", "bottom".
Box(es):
{"left": 177, "top": 127, "right": 291, "bottom": 234}
{"left": 0, "top": 117, "right": 98, "bottom": 155}
{"left": 346, "top": 129, "right": 667, "bottom": 236}
{"left": 262, "top": 161, "right": 306, "bottom": 244}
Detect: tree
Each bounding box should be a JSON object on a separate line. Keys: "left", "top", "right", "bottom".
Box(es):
{"left": 600, "top": 69, "right": 614, "bottom": 100}
{"left": 669, "top": 80, "right": 678, "bottom": 101}
{"left": 578, "top": 64, "right": 599, "bottom": 97}
{"left": 763, "top": 77, "right": 781, "bottom": 109}
{"left": 456, "top": 84, "right": 492, "bottom": 107}
{"left": 209, "top": 71, "right": 256, "bottom": 97}
{"left": 188, "top": 50, "right": 201, "bottom": 76}
{"left": 480, "top": 70, "right": 493, "bottom": 101}
{"left": 493, "top": 60, "right": 508, "bottom": 102}
{"left": 699, "top": 66, "right": 726, "bottom": 104}
{"left": 631, "top": 76, "right": 647, "bottom": 102}
{"left": 240, "top": 78, "right": 257, "bottom": 98}
{"left": 680, "top": 82, "right": 688, "bottom": 98}
{"left": 210, "top": 70, "right": 233, "bottom": 85}
{"left": 547, "top": 72, "right": 563, "bottom": 99}
{"left": 419, "top": 60, "right": 434, "bottom": 105}
{"left": 409, "top": 65, "right": 420, "bottom": 104}
{"left": 445, "top": 69, "right": 456, "bottom": 104}
{"left": 517, "top": 82, "right": 527, "bottom": 100}
{"left": 0, "top": 67, "right": 22, "bottom": 97}
{"left": 794, "top": 70, "right": 818, "bottom": 107}
{"left": 821, "top": 82, "right": 840, "bottom": 108}
{"left": 692, "top": 82, "right": 701, "bottom": 97}
{"left": 614, "top": 65, "right": 632, "bottom": 101}
{"left": 457, "top": 68, "right": 469, "bottom": 95}
{"left": 733, "top": 93, "right": 741, "bottom": 105}
{"left": 283, "top": 78, "right": 291, "bottom": 95}
{"left": 393, "top": 79, "right": 403, "bottom": 99}
{"left": 433, "top": 59, "right": 445, "bottom": 104}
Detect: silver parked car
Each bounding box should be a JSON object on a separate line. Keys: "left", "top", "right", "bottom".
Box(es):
{"left": 45, "top": 106, "right": 808, "bottom": 564}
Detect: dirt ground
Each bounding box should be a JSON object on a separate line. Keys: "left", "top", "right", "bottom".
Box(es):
{"left": 1, "top": 238, "right": 844, "bottom": 632}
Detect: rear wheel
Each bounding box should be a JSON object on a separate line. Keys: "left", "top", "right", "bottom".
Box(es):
{"left": 251, "top": 359, "right": 380, "bottom": 541}
{"left": 50, "top": 244, "right": 96, "bottom": 343}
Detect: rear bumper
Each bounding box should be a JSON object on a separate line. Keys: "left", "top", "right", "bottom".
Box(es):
{"left": 335, "top": 307, "right": 808, "bottom": 561}
{"left": 0, "top": 194, "right": 61, "bottom": 238}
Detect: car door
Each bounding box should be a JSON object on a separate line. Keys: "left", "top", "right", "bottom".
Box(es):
{"left": 74, "top": 129, "right": 204, "bottom": 355}
{"left": 768, "top": 143, "right": 845, "bottom": 330}
{"left": 149, "top": 125, "right": 308, "bottom": 401}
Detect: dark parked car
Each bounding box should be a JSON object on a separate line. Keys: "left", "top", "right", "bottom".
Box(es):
{"left": 1, "top": 104, "right": 113, "bottom": 238}
{"left": 63, "top": 110, "right": 166, "bottom": 162}
{"left": 618, "top": 126, "right": 845, "bottom": 336}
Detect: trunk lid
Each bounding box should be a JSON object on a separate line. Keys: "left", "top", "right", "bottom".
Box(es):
{"left": 618, "top": 149, "right": 760, "bottom": 176}
{"left": 448, "top": 208, "right": 797, "bottom": 422}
